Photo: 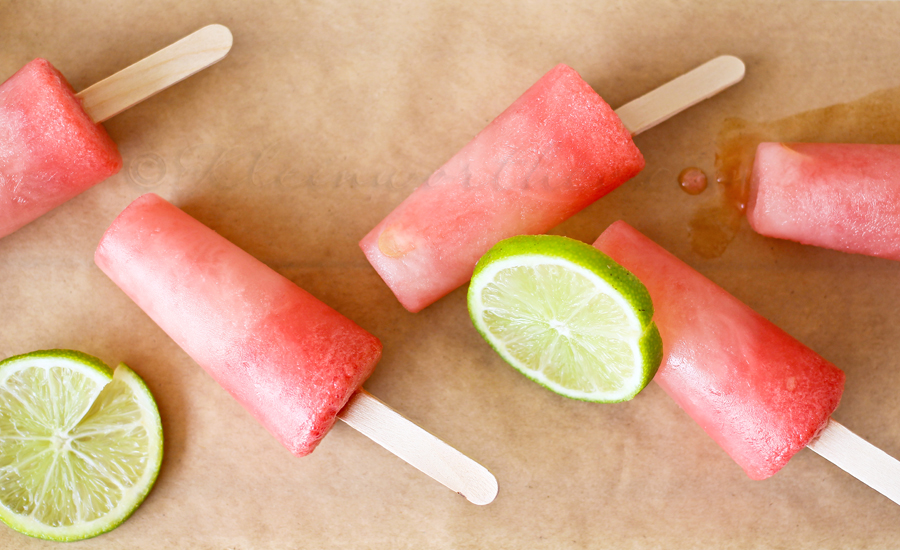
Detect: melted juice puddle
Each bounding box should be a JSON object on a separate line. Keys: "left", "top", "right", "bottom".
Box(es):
{"left": 689, "top": 85, "right": 900, "bottom": 258}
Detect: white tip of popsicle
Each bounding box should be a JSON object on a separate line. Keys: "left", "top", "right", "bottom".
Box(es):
{"left": 338, "top": 389, "right": 499, "bottom": 505}
{"left": 77, "top": 24, "right": 234, "bottom": 123}
{"left": 615, "top": 55, "right": 746, "bottom": 136}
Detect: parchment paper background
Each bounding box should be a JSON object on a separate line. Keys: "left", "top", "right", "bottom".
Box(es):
{"left": 2, "top": 1, "right": 900, "bottom": 548}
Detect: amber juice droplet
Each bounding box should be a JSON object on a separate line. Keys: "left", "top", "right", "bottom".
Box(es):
{"left": 678, "top": 167, "right": 708, "bottom": 195}
{"left": 689, "top": 85, "right": 900, "bottom": 258}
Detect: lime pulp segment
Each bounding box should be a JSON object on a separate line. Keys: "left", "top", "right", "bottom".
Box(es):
{"left": 0, "top": 350, "right": 162, "bottom": 542}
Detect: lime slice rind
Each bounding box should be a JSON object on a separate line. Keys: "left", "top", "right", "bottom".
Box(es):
{"left": 468, "top": 235, "right": 663, "bottom": 403}
{"left": 0, "top": 351, "right": 162, "bottom": 542}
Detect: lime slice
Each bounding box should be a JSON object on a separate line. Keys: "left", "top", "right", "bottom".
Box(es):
{"left": 468, "top": 235, "right": 663, "bottom": 402}
{"left": 0, "top": 350, "right": 163, "bottom": 541}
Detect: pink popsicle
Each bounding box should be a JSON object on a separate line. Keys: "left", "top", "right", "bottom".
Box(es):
{"left": 93, "top": 194, "right": 499, "bottom": 505}
{"left": 95, "top": 193, "right": 381, "bottom": 456}
{"left": 361, "top": 56, "right": 747, "bottom": 314}
{"left": 593, "top": 220, "right": 845, "bottom": 480}
{"left": 361, "top": 64, "right": 645, "bottom": 313}
{"left": 0, "top": 59, "right": 122, "bottom": 238}
{"left": 747, "top": 142, "right": 900, "bottom": 260}
{"left": 0, "top": 25, "right": 232, "bottom": 240}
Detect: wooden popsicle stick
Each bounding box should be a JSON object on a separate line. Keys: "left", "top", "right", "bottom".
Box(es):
{"left": 807, "top": 418, "right": 900, "bottom": 505}
{"left": 614, "top": 55, "right": 745, "bottom": 136}
{"left": 338, "top": 388, "right": 499, "bottom": 505}
{"left": 76, "top": 24, "right": 233, "bottom": 123}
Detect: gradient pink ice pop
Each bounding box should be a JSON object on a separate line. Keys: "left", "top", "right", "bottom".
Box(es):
{"left": 594, "top": 220, "right": 845, "bottom": 480}
{"left": 747, "top": 142, "right": 900, "bottom": 260}
{"left": 95, "top": 193, "right": 380, "bottom": 456}
{"left": 360, "top": 64, "right": 644, "bottom": 313}
{"left": 0, "top": 59, "right": 121, "bottom": 238}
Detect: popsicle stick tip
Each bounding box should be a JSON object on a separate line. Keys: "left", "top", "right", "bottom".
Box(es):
{"left": 78, "top": 24, "right": 234, "bottom": 123}
{"left": 614, "top": 54, "right": 746, "bottom": 136}
{"left": 808, "top": 418, "right": 900, "bottom": 506}
{"left": 196, "top": 24, "right": 234, "bottom": 51}
{"left": 463, "top": 471, "right": 499, "bottom": 505}
{"left": 710, "top": 55, "right": 746, "bottom": 81}
{"left": 338, "top": 390, "right": 499, "bottom": 505}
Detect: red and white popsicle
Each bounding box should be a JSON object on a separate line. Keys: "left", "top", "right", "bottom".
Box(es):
{"left": 95, "top": 193, "right": 498, "bottom": 505}
{"left": 0, "top": 24, "right": 232, "bottom": 239}
{"left": 747, "top": 142, "right": 900, "bottom": 260}
{"left": 594, "top": 220, "right": 900, "bottom": 503}
{"left": 360, "top": 56, "right": 745, "bottom": 313}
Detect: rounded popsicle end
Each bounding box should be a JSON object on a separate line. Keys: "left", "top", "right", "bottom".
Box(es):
{"left": 715, "top": 55, "right": 746, "bottom": 82}
{"left": 198, "top": 24, "right": 234, "bottom": 53}
{"left": 462, "top": 469, "right": 499, "bottom": 506}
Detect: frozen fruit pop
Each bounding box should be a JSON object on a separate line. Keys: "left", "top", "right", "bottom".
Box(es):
{"left": 747, "top": 142, "right": 900, "bottom": 260}
{"left": 95, "top": 193, "right": 498, "bottom": 505}
{"left": 594, "top": 220, "right": 844, "bottom": 479}
{"left": 361, "top": 56, "right": 745, "bottom": 312}
{"left": 0, "top": 59, "right": 122, "bottom": 238}
{"left": 594, "top": 220, "right": 900, "bottom": 504}
{"left": 0, "top": 24, "right": 232, "bottom": 240}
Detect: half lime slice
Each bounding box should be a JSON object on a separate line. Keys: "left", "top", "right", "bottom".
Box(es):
{"left": 468, "top": 235, "right": 662, "bottom": 402}
{"left": 0, "top": 350, "right": 163, "bottom": 541}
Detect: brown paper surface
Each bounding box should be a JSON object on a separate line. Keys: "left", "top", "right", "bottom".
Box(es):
{"left": 2, "top": 1, "right": 900, "bottom": 548}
